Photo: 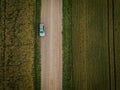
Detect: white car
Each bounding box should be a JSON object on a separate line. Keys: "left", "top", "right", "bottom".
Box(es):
{"left": 40, "top": 24, "right": 45, "bottom": 36}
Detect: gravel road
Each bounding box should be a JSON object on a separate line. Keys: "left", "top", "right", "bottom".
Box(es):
{"left": 41, "top": 0, "right": 62, "bottom": 90}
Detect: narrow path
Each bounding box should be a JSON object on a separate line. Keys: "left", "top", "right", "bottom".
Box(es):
{"left": 41, "top": 0, "right": 62, "bottom": 90}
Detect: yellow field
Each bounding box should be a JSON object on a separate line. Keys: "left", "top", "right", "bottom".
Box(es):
{"left": 0, "top": 0, "right": 40, "bottom": 90}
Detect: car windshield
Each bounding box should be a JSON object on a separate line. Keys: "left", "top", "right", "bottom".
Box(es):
{"left": 40, "top": 31, "right": 44, "bottom": 33}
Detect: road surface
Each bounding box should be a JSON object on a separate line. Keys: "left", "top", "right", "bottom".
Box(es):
{"left": 41, "top": 0, "right": 62, "bottom": 90}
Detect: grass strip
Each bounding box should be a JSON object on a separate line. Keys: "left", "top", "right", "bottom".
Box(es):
{"left": 33, "top": 0, "right": 41, "bottom": 90}
{"left": 62, "top": 0, "right": 73, "bottom": 90}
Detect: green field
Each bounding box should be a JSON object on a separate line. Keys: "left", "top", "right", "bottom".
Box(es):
{"left": 72, "top": 0, "right": 110, "bottom": 89}
{"left": 114, "top": 0, "right": 120, "bottom": 90}
{"left": 63, "top": 0, "right": 117, "bottom": 90}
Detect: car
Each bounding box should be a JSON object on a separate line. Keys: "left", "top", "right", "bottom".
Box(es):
{"left": 40, "top": 24, "right": 45, "bottom": 36}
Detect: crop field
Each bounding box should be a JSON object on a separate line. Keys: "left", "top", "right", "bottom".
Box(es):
{"left": 0, "top": 0, "right": 41, "bottom": 90}
{"left": 71, "top": 0, "right": 111, "bottom": 90}
{"left": 0, "top": 0, "right": 120, "bottom": 90}
{"left": 63, "top": 0, "right": 116, "bottom": 90}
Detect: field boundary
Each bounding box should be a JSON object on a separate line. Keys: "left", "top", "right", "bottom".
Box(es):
{"left": 33, "top": 0, "right": 41, "bottom": 90}
{"left": 62, "top": 0, "right": 73, "bottom": 89}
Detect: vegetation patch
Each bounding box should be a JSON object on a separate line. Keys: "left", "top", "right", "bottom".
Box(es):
{"left": 33, "top": 0, "right": 41, "bottom": 90}
{"left": 62, "top": 0, "right": 73, "bottom": 89}
{"left": 0, "top": 0, "right": 41, "bottom": 90}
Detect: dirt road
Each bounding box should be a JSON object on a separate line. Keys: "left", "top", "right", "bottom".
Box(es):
{"left": 41, "top": 0, "right": 62, "bottom": 90}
